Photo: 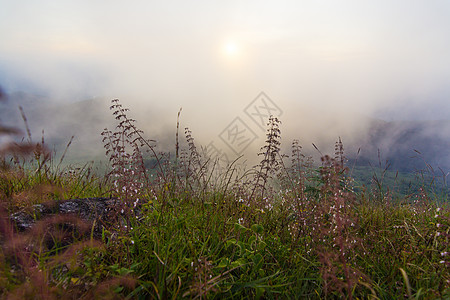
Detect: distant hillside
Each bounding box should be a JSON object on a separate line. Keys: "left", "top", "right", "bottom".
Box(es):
{"left": 350, "top": 119, "right": 450, "bottom": 173}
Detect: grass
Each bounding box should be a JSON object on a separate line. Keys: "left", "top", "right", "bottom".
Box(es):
{"left": 1, "top": 99, "right": 449, "bottom": 299}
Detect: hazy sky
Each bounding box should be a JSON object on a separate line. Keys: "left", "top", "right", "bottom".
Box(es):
{"left": 1, "top": 1, "right": 450, "bottom": 160}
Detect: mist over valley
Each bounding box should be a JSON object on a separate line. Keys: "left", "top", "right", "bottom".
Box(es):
{"left": 1, "top": 90, "right": 448, "bottom": 177}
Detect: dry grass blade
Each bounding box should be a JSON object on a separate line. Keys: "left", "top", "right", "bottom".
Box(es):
{"left": 18, "top": 106, "right": 32, "bottom": 143}
{"left": 399, "top": 268, "right": 413, "bottom": 299}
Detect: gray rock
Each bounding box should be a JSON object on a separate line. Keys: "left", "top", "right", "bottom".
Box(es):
{"left": 10, "top": 197, "right": 123, "bottom": 237}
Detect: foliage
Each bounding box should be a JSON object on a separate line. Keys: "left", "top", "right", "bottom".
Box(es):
{"left": 1, "top": 99, "right": 449, "bottom": 299}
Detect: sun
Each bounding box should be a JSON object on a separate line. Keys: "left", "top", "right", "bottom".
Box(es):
{"left": 219, "top": 39, "right": 245, "bottom": 66}
{"left": 223, "top": 41, "right": 240, "bottom": 57}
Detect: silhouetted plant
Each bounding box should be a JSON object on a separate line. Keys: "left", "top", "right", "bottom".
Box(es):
{"left": 101, "top": 99, "right": 165, "bottom": 226}
{"left": 251, "top": 115, "right": 282, "bottom": 200}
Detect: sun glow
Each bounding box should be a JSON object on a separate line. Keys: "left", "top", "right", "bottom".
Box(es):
{"left": 223, "top": 41, "right": 240, "bottom": 57}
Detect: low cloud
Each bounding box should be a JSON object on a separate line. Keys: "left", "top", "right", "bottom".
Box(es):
{"left": 1, "top": 1, "right": 449, "bottom": 169}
